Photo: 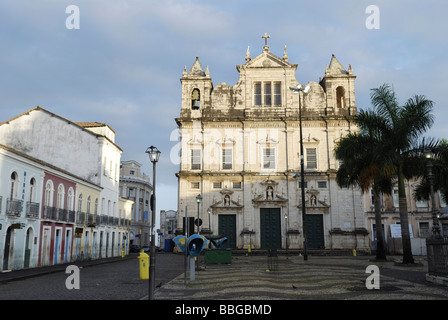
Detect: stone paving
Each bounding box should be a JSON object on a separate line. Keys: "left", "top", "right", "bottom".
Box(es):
{"left": 154, "top": 254, "right": 448, "bottom": 300}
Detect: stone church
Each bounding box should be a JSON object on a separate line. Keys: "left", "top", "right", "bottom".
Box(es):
{"left": 175, "top": 35, "right": 369, "bottom": 252}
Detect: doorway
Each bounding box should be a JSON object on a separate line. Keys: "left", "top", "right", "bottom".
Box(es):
{"left": 218, "top": 214, "right": 236, "bottom": 248}
{"left": 305, "top": 214, "right": 324, "bottom": 249}
{"left": 260, "top": 208, "right": 281, "bottom": 249}
{"left": 3, "top": 227, "right": 13, "bottom": 270}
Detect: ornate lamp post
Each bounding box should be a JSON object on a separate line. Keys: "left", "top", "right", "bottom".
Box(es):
{"left": 289, "top": 84, "right": 310, "bottom": 261}
{"left": 195, "top": 194, "right": 202, "bottom": 234}
{"left": 145, "top": 145, "right": 161, "bottom": 300}
{"left": 207, "top": 207, "right": 212, "bottom": 232}
{"left": 425, "top": 149, "right": 441, "bottom": 238}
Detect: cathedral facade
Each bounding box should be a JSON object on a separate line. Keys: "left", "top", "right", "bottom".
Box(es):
{"left": 175, "top": 36, "right": 370, "bottom": 252}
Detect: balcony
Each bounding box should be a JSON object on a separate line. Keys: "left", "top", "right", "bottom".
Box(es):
{"left": 44, "top": 206, "right": 57, "bottom": 220}
{"left": 43, "top": 206, "right": 75, "bottom": 224}
{"left": 77, "top": 211, "right": 86, "bottom": 224}
{"left": 6, "top": 199, "right": 23, "bottom": 217}
{"left": 26, "top": 202, "right": 40, "bottom": 219}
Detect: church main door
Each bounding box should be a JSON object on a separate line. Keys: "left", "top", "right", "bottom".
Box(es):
{"left": 260, "top": 208, "right": 281, "bottom": 249}
{"left": 305, "top": 214, "right": 324, "bottom": 249}
{"left": 218, "top": 214, "right": 236, "bottom": 248}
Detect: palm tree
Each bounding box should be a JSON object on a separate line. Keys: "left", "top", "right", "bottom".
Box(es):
{"left": 415, "top": 139, "right": 448, "bottom": 211}
{"left": 336, "top": 84, "right": 434, "bottom": 263}
{"left": 335, "top": 132, "right": 392, "bottom": 261}
{"left": 369, "top": 84, "right": 434, "bottom": 264}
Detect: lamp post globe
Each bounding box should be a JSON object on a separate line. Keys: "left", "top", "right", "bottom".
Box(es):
{"left": 145, "top": 145, "right": 160, "bottom": 300}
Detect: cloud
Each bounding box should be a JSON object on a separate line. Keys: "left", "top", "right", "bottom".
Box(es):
{"left": 0, "top": 0, "right": 447, "bottom": 214}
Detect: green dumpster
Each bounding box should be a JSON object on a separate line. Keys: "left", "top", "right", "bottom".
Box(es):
{"left": 204, "top": 249, "right": 232, "bottom": 264}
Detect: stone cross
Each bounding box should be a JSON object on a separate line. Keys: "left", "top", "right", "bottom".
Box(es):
{"left": 262, "top": 33, "right": 270, "bottom": 46}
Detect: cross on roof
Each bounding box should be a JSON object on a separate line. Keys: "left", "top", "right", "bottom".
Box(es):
{"left": 261, "top": 33, "right": 270, "bottom": 46}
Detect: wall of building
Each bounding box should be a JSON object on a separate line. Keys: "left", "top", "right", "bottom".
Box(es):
{"left": 176, "top": 43, "right": 368, "bottom": 252}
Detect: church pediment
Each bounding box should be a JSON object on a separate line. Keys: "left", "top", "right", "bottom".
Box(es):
{"left": 252, "top": 178, "right": 288, "bottom": 207}
{"left": 237, "top": 51, "right": 297, "bottom": 71}
{"left": 248, "top": 53, "right": 291, "bottom": 68}
{"left": 210, "top": 188, "right": 244, "bottom": 210}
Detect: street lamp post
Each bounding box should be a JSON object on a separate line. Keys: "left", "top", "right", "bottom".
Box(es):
{"left": 207, "top": 207, "right": 212, "bottom": 232}
{"left": 289, "top": 84, "right": 310, "bottom": 261}
{"left": 196, "top": 194, "right": 202, "bottom": 234}
{"left": 145, "top": 145, "right": 161, "bottom": 300}
{"left": 284, "top": 214, "right": 288, "bottom": 257}
{"left": 425, "top": 150, "right": 441, "bottom": 238}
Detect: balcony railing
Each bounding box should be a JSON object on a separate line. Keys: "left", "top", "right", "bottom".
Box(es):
{"left": 26, "top": 202, "right": 40, "bottom": 219}
{"left": 44, "top": 206, "right": 57, "bottom": 220}
{"left": 43, "top": 206, "right": 75, "bottom": 224}
{"left": 6, "top": 199, "right": 23, "bottom": 217}
{"left": 77, "top": 211, "right": 86, "bottom": 224}
{"left": 34, "top": 205, "right": 131, "bottom": 228}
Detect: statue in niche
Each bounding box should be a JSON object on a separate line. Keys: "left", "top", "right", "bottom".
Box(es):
{"left": 310, "top": 194, "right": 317, "bottom": 206}
{"left": 224, "top": 194, "right": 230, "bottom": 206}
{"left": 266, "top": 186, "right": 274, "bottom": 200}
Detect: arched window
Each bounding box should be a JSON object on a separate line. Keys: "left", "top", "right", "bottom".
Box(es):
{"left": 45, "top": 180, "right": 54, "bottom": 207}
{"left": 67, "top": 187, "right": 74, "bottom": 211}
{"left": 78, "top": 194, "right": 83, "bottom": 213}
{"left": 10, "top": 172, "right": 18, "bottom": 200}
{"left": 94, "top": 198, "right": 98, "bottom": 215}
{"left": 57, "top": 184, "right": 65, "bottom": 209}
{"left": 336, "top": 86, "right": 345, "bottom": 108}
{"left": 191, "top": 88, "right": 200, "bottom": 110}
{"left": 29, "top": 178, "right": 36, "bottom": 203}
{"left": 87, "top": 196, "right": 91, "bottom": 214}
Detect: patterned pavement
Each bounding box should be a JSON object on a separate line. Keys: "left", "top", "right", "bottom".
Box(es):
{"left": 154, "top": 254, "right": 448, "bottom": 300}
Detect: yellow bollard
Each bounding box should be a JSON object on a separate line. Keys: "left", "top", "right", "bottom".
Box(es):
{"left": 352, "top": 249, "right": 357, "bottom": 257}
{"left": 248, "top": 244, "right": 251, "bottom": 253}
{"left": 138, "top": 250, "right": 149, "bottom": 280}
{"left": 121, "top": 250, "right": 125, "bottom": 258}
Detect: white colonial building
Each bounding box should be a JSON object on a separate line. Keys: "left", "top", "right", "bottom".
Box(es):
{"left": 175, "top": 36, "right": 369, "bottom": 252}
{"left": 0, "top": 145, "right": 44, "bottom": 270}
{"left": 0, "top": 107, "right": 131, "bottom": 270}
{"left": 119, "top": 160, "right": 152, "bottom": 247}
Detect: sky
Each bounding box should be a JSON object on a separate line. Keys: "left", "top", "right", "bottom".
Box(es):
{"left": 1, "top": 0, "right": 447, "bottom": 215}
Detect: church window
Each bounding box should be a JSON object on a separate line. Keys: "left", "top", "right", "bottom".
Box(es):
{"left": 191, "top": 182, "right": 200, "bottom": 189}
{"left": 336, "top": 86, "right": 345, "bottom": 108}
{"left": 191, "top": 149, "right": 201, "bottom": 170}
{"left": 213, "top": 182, "right": 222, "bottom": 189}
{"left": 306, "top": 148, "right": 317, "bottom": 169}
{"left": 222, "top": 148, "right": 233, "bottom": 169}
{"left": 254, "top": 82, "right": 262, "bottom": 105}
{"left": 318, "top": 181, "right": 327, "bottom": 188}
{"left": 254, "top": 82, "right": 282, "bottom": 106}
{"left": 274, "top": 82, "right": 281, "bottom": 105}
{"left": 192, "top": 89, "right": 200, "bottom": 110}
{"left": 264, "top": 82, "right": 272, "bottom": 106}
{"left": 263, "top": 148, "right": 276, "bottom": 169}
{"left": 233, "top": 182, "right": 242, "bottom": 189}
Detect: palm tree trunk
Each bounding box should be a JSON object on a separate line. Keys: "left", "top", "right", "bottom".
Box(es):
{"left": 373, "top": 185, "right": 387, "bottom": 260}
{"left": 398, "top": 164, "right": 415, "bottom": 264}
